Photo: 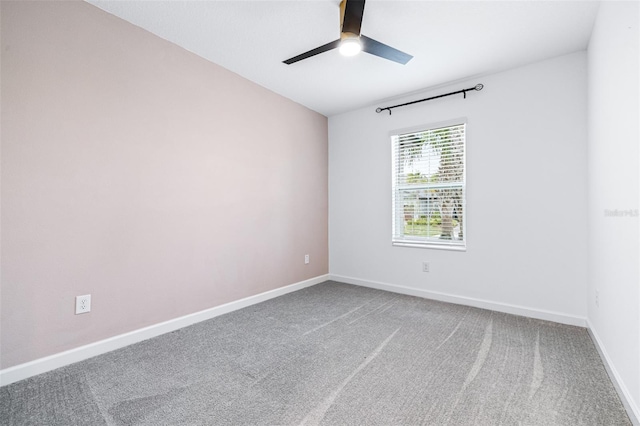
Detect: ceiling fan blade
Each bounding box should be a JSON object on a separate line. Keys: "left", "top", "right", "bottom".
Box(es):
{"left": 283, "top": 39, "right": 341, "bottom": 65}
{"left": 361, "top": 35, "right": 413, "bottom": 65}
{"left": 341, "top": 0, "right": 365, "bottom": 36}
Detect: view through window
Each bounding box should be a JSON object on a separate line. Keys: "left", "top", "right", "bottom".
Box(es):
{"left": 391, "top": 122, "right": 466, "bottom": 249}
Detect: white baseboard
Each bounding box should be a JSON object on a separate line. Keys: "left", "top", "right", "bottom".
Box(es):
{"left": 330, "top": 274, "right": 587, "bottom": 327}
{"left": 587, "top": 320, "right": 640, "bottom": 426}
{"left": 0, "top": 274, "right": 329, "bottom": 387}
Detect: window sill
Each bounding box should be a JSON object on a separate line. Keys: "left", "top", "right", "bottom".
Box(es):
{"left": 392, "top": 241, "right": 467, "bottom": 251}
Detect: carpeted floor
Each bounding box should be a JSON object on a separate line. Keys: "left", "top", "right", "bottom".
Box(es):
{"left": 0, "top": 281, "right": 631, "bottom": 425}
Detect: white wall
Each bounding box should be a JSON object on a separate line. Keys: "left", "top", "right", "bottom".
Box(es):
{"left": 329, "top": 52, "right": 588, "bottom": 324}
{"left": 587, "top": 0, "right": 639, "bottom": 418}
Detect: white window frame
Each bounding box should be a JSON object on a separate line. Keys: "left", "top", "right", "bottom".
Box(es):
{"left": 391, "top": 119, "right": 467, "bottom": 251}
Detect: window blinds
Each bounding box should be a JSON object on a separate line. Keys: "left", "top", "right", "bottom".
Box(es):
{"left": 391, "top": 123, "right": 466, "bottom": 248}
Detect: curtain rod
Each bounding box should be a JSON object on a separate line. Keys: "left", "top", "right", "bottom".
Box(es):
{"left": 376, "top": 83, "right": 484, "bottom": 115}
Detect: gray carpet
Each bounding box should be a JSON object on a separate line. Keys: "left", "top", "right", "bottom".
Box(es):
{"left": 0, "top": 281, "right": 631, "bottom": 425}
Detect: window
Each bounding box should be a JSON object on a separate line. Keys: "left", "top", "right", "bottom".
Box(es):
{"left": 391, "top": 121, "right": 466, "bottom": 250}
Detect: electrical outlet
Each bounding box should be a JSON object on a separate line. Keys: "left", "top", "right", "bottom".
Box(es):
{"left": 595, "top": 290, "right": 599, "bottom": 308}
{"left": 422, "top": 262, "right": 430, "bottom": 272}
{"left": 304, "top": 254, "right": 310, "bottom": 264}
{"left": 75, "top": 294, "right": 91, "bottom": 314}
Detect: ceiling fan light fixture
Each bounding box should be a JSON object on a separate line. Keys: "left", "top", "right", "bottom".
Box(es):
{"left": 339, "top": 36, "right": 362, "bottom": 56}
{"left": 282, "top": 0, "right": 412, "bottom": 65}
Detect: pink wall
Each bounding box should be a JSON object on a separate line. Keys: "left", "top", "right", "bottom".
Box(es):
{"left": 0, "top": 1, "right": 328, "bottom": 369}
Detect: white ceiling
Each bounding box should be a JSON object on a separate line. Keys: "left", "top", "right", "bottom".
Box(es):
{"left": 86, "top": 0, "right": 599, "bottom": 116}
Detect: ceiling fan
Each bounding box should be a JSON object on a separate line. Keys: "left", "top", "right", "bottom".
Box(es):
{"left": 283, "top": 0, "right": 413, "bottom": 65}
